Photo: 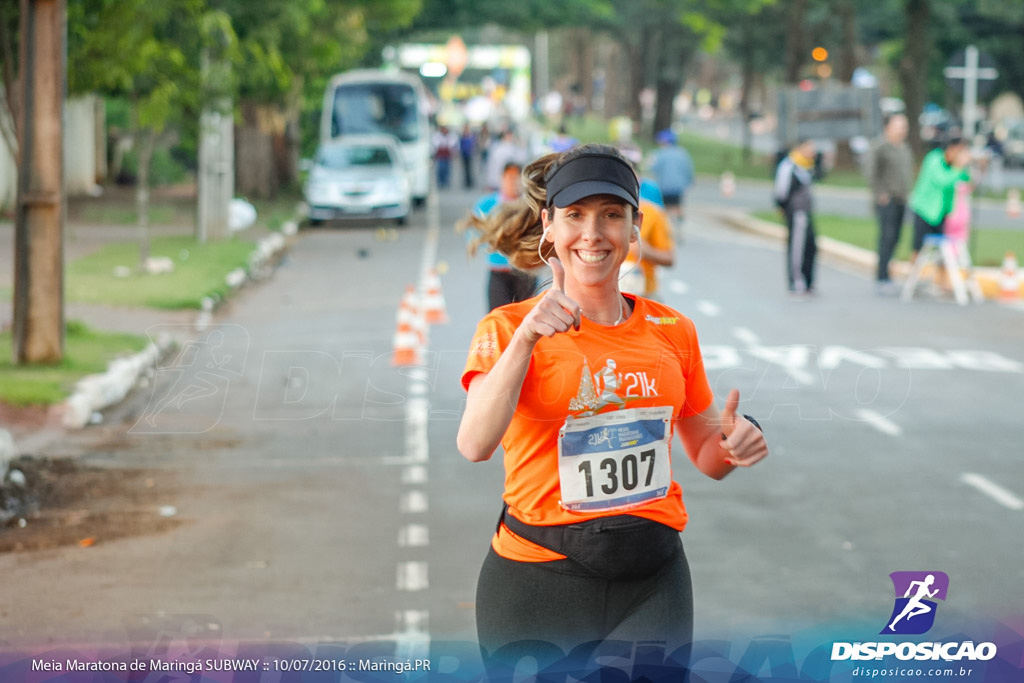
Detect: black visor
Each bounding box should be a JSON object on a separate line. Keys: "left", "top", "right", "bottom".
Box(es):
{"left": 546, "top": 152, "right": 639, "bottom": 209}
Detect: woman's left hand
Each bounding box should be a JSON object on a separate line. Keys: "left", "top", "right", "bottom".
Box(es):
{"left": 718, "top": 389, "right": 769, "bottom": 467}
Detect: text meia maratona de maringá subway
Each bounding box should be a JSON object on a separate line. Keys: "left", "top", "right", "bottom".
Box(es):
{"left": 31, "top": 659, "right": 259, "bottom": 674}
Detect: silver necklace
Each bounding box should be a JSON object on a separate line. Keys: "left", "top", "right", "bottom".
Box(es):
{"left": 582, "top": 295, "right": 629, "bottom": 326}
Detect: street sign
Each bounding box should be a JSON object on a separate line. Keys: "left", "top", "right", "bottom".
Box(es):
{"left": 944, "top": 45, "right": 998, "bottom": 137}
{"left": 777, "top": 85, "right": 881, "bottom": 147}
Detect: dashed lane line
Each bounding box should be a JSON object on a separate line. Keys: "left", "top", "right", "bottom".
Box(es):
{"left": 961, "top": 473, "right": 1024, "bottom": 511}
{"left": 396, "top": 561, "right": 429, "bottom": 591}
{"left": 696, "top": 300, "right": 721, "bottom": 317}
{"left": 398, "top": 524, "right": 430, "bottom": 548}
{"left": 400, "top": 490, "right": 429, "bottom": 514}
{"left": 854, "top": 409, "right": 903, "bottom": 437}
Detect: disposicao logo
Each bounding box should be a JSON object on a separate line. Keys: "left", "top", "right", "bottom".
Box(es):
{"left": 882, "top": 571, "right": 949, "bottom": 635}
{"left": 831, "top": 570, "right": 998, "bottom": 663}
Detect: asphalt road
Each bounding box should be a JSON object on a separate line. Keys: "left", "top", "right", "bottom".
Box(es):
{"left": 2, "top": 185, "right": 1022, "bottom": 677}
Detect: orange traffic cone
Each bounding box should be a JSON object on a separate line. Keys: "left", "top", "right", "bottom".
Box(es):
{"left": 392, "top": 286, "right": 425, "bottom": 366}
{"left": 421, "top": 268, "right": 449, "bottom": 325}
{"left": 999, "top": 251, "right": 1020, "bottom": 303}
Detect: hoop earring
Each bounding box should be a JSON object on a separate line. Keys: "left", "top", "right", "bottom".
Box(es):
{"left": 538, "top": 229, "right": 552, "bottom": 267}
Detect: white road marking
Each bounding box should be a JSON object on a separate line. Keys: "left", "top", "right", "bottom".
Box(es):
{"left": 396, "top": 562, "right": 429, "bottom": 591}
{"left": 855, "top": 409, "right": 903, "bottom": 437}
{"left": 961, "top": 473, "right": 1024, "bottom": 511}
{"left": 667, "top": 280, "right": 689, "bottom": 295}
{"left": 696, "top": 300, "right": 721, "bottom": 317}
{"left": 400, "top": 490, "right": 428, "bottom": 514}
{"left": 733, "top": 327, "right": 761, "bottom": 347}
{"left": 398, "top": 524, "right": 430, "bottom": 547}
{"left": 394, "top": 610, "right": 430, "bottom": 662}
{"left": 404, "top": 397, "right": 430, "bottom": 463}
{"left": 407, "top": 367, "right": 430, "bottom": 383}
{"left": 747, "top": 345, "right": 817, "bottom": 386}
{"left": 394, "top": 198, "right": 439, "bottom": 645}
{"left": 402, "top": 465, "right": 428, "bottom": 484}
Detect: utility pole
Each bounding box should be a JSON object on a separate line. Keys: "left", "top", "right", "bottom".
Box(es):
{"left": 12, "top": 0, "right": 66, "bottom": 364}
{"left": 197, "top": 47, "right": 233, "bottom": 243}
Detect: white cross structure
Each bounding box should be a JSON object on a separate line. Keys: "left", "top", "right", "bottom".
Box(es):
{"left": 943, "top": 45, "right": 998, "bottom": 139}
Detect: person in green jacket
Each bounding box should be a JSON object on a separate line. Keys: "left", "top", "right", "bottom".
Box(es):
{"left": 908, "top": 136, "right": 972, "bottom": 261}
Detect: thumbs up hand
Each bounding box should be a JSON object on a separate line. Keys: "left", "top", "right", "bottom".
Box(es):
{"left": 518, "top": 257, "right": 581, "bottom": 344}
{"left": 719, "top": 389, "right": 768, "bottom": 467}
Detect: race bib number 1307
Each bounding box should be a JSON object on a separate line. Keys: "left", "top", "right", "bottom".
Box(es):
{"left": 558, "top": 406, "right": 673, "bottom": 512}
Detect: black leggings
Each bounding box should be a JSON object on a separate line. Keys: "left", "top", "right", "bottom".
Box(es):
{"left": 475, "top": 544, "right": 693, "bottom": 675}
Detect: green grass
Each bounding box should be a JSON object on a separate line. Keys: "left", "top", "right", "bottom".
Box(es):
{"left": 67, "top": 235, "right": 256, "bottom": 309}
{"left": 0, "top": 320, "right": 148, "bottom": 406}
{"left": 753, "top": 210, "right": 1024, "bottom": 267}
{"left": 678, "top": 131, "right": 775, "bottom": 181}
{"left": 675, "top": 131, "right": 869, "bottom": 188}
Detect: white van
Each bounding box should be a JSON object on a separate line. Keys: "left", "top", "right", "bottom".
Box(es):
{"left": 320, "top": 69, "right": 431, "bottom": 206}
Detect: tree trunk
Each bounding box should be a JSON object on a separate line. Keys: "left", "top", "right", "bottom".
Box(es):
{"left": 834, "top": 0, "right": 858, "bottom": 170}
{"left": 13, "top": 0, "right": 65, "bottom": 365}
{"left": 784, "top": 0, "right": 808, "bottom": 84}
{"left": 578, "top": 29, "right": 595, "bottom": 115}
{"left": 626, "top": 26, "right": 649, "bottom": 125}
{"left": 0, "top": 1, "right": 20, "bottom": 164}
{"left": 739, "top": 18, "right": 756, "bottom": 163}
{"left": 900, "top": 0, "right": 931, "bottom": 162}
{"left": 652, "top": 24, "right": 690, "bottom": 139}
{"left": 136, "top": 127, "right": 154, "bottom": 269}
{"left": 235, "top": 100, "right": 297, "bottom": 199}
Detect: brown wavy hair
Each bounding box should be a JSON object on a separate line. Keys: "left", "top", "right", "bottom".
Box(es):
{"left": 458, "top": 143, "right": 634, "bottom": 270}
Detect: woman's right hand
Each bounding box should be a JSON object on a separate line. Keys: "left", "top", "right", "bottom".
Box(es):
{"left": 518, "top": 257, "right": 581, "bottom": 343}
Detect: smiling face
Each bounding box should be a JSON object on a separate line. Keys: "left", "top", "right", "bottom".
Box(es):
{"left": 541, "top": 194, "right": 639, "bottom": 289}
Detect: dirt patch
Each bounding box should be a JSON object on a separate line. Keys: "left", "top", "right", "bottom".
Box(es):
{"left": 0, "top": 401, "right": 59, "bottom": 435}
{"left": 0, "top": 455, "right": 183, "bottom": 553}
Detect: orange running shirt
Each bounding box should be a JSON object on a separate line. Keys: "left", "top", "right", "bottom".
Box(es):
{"left": 462, "top": 294, "right": 714, "bottom": 561}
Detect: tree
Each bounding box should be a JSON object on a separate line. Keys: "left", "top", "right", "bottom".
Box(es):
{"left": 0, "top": 4, "right": 19, "bottom": 167}
{"left": 783, "top": 0, "right": 809, "bottom": 84}
{"left": 68, "top": 0, "right": 205, "bottom": 267}
{"left": 899, "top": 0, "right": 933, "bottom": 160}
{"left": 10, "top": 0, "right": 66, "bottom": 364}
{"left": 718, "top": 1, "right": 788, "bottom": 159}
{"left": 212, "top": 0, "right": 423, "bottom": 198}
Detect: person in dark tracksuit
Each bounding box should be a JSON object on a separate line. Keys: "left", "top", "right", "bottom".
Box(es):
{"left": 774, "top": 139, "right": 820, "bottom": 296}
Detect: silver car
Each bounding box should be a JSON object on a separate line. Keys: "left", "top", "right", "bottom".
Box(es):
{"left": 304, "top": 135, "right": 412, "bottom": 225}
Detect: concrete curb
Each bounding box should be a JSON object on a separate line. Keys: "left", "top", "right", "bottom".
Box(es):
{"left": 59, "top": 228, "right": 294, "bottom": 430}
{"left": 0, "top": 428, "right": 16, "bottom": 482}
{"left": 707, "top": 207, "right": 1022, "bottom": 300}
{"left": 62, "top": 342, "right": 164, "bottom": 429}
